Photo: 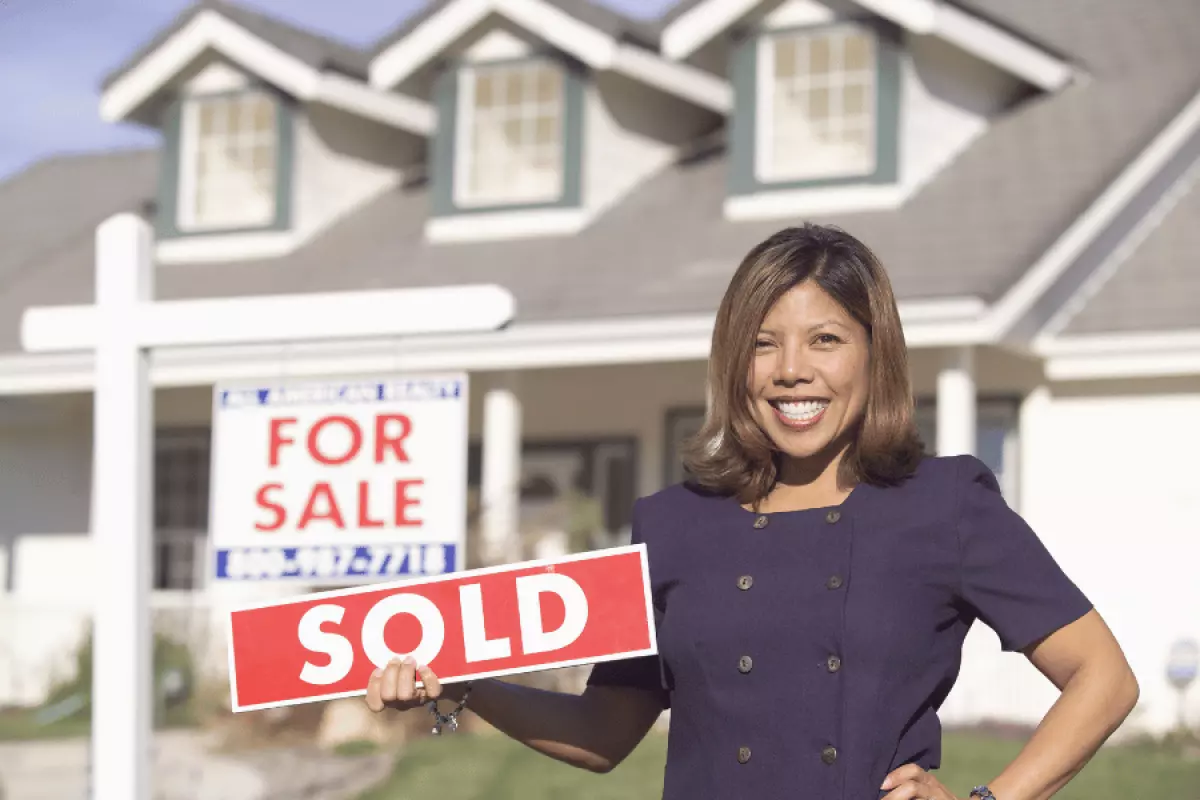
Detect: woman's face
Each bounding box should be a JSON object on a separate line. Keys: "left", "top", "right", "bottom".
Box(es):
{"left": 748, "top": 280, "right": 871, "bottom": 464}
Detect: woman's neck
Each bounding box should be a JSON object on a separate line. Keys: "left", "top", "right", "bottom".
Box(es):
{"left": 755, "top": 446, "right": 854, "bottom": 513}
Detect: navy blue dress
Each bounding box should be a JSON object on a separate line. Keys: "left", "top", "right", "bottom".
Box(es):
{"left": 586, "top": 454, "right": 1093, "bottom": 799}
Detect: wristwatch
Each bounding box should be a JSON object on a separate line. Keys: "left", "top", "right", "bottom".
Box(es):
{"left": 969, "top": 787, "right": 997, "bottom": 800}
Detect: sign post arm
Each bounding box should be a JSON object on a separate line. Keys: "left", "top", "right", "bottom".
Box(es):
{"left": 90, "top": 214, "right": 155, "bottom": 800}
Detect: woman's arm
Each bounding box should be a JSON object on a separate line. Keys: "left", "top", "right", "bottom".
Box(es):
{"left": 367, "top": 657, "right": 665, "bottom": 774}
{"left": 978, "top": 609, "right": 1139, "bottom": 800}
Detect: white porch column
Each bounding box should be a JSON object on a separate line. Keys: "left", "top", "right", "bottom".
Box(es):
{"left": 480, "top": 377, "right": 522, "bottom": 565}
{"left": 936, "top": 346, "right": 977, "bottom": 457}
{"left": 90, "top": 214, "right": 154, "bottom": 800}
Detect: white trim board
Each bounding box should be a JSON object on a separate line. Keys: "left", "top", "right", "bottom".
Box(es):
{"left": 1038, "top": 330, "right": 1200, "bottom": 381}
{"left": 368, "top": 0, "right": 732, "bottom": 113}
{"left": 1, "top": 299, "right": 985, "bottom": 396}
{"left": 100, "top": 9, "right": 435, "bottom": 135}
{"left": 660, "top": 0, "right": 1075, "bottom": 92}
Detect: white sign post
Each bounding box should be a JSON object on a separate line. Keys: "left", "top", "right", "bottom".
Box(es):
{"left": 209, "top": 373, "right": 469, "bottom": 585}
{"left": 18, "top": 213, "right": 514, "bottom": 800}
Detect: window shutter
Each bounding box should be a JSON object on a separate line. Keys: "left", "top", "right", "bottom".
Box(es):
{"left": 155, "top": 97, "right": 183, "bottom": 239}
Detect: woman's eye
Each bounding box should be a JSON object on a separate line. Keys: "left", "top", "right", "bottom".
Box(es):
{"left": 814, "top": 333, "right": 840, "bottom": 346}
{"left": 755, "top": 339, "right": 773, "bottom": 349}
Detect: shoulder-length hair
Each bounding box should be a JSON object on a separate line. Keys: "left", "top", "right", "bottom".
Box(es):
{"left": 681, "top": 223, "right": 925, "bottom": 503}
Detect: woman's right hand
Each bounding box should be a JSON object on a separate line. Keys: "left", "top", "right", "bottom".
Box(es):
{"left": 364, "top": 655, "right": 445, "bottom": 713}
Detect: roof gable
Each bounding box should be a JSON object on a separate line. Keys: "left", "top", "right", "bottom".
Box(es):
{"left": 367, "top": 0, "right": 732, "bottom": 114}
{"left": 99, "top": 1, "right": 434, "bottom": 136}
{"left": 660, "top": 0, "right": 1076, "bottom": 91}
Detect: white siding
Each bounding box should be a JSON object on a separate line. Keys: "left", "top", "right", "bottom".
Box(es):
{"left": 759, "top": 0, "right": 852, "bottom": 29}
{"left": 182, "top": 60, "right": 251, "bottom": 94}
{"left": 293, "top": 106, "right": 421, "bottom": 241}
{"left": 0, "top": 416, "right": 93, "bottom": 705}
{"left": 582, "top": 73, "right": 711, "bottom": 218}
{"left": 460, "top": 28, "right": 534, "bottom": 62}
{"left": 899, "top": 33, "right": 1027, "bottom": 194}
{"left": 1017, "top": 382, "right": 1200, "bottom": 735}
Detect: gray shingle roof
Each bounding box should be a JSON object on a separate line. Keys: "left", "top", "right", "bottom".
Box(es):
{"left": 0, "top": 150, "right": 159, "bottom": 353}
{"left": 3, "top": 0, "right": 1199, "bottom": 356}
{"left": 100, "top": 0, "right": 370, "bottom": 90}
{"left": 1059, "top": 166, "right": 1200, "bottom": 336}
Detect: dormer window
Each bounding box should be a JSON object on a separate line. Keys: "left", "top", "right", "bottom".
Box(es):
{"left": 455, "top": 60, "right": 566, "bottom": 208}
{"left": 179, "top": 90, "right": 280, "bottom": 231}
{"left": 430, "top": 52, "right": 584, "bottom": 225}
{"left": 155, "top": 81, "right": 294, "bottom": 242}
{"left": 727, "top": 18, "right": 900, "bottom": 218}
{"left": 756, "top": 26, "right": 878, "bottom": 183}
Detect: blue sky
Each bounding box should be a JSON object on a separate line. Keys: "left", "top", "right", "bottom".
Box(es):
{"left": 0, "top": 0, "right": 677, "bottom": 180}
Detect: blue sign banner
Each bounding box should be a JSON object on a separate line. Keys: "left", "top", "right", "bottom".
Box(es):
{"left": 214, "top": 543, "right": 457, "bottom": 582}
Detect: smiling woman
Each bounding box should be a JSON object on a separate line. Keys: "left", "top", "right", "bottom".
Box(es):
{"left": 363, "top": 223, "right": 1139, "bottom": 800}
{"left": 683, "top": 224, "right": 923, "bottom": 509}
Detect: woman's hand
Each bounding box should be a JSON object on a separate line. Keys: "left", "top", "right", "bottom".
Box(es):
{"left": 880, "top": 764, "right": 962, "bottom": 800}
{"left": 364, "top": 655, "right": 446, "bottom": 712}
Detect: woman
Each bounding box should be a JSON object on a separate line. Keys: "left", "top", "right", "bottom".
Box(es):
{"left": 365, "top": 224, "right": 1139, "bottom": 799}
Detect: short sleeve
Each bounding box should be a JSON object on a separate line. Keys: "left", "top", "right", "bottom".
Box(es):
{"left": 955, "top": 456, "right": 1093, "bottom": 652}
{"left": 585, "top": 499, "right": 672, "bottom": 709}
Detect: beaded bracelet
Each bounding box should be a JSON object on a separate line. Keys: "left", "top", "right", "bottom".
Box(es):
{"left": 427, "top": 682, "right": 473, "bottom": 735}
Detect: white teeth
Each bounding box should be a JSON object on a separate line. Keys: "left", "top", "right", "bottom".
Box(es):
{"left": 776, "top": 400, "right": 828, "bottom": 421}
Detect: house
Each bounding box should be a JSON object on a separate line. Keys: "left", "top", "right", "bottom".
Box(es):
{"left": 0, "top": 0, "right": 1198, "bottom": 738}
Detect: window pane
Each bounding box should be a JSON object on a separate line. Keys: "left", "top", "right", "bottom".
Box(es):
{"left": 763, "top": 27, "right": 878, "bottom": 181}
{"left": 460, "top": 62, "right": 564, "bottom": 205}
{"left": 186, "top": 92, "right": 277, "bottom": 229}
{"left": 251, "top": 97, "right": 274, "bottom": 131}
{"left": 476, "top": 73, "right": 496, "bottom": 107}
{"left": 774, "top": 38, "right": 797, "bottom": 77}
{"left": 809, "top": 36, "right": 831, "bottom": 74}
{"left": 844, "top": 83, "right": 868, "bottom": 115}
{"left": 844, "top": 32, "right": 873, "bottom": 71}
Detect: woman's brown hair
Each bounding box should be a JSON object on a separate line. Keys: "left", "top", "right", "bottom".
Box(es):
{"left": 680, "top": 223, "right": 925, "bottom": 503}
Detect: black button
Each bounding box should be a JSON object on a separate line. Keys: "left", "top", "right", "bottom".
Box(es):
{"left": 821, "top": 745, "right": 838, "bottom": 764}
{"left": 737, "top": 575, "right": 754, "bottom": 591}
{"left": 826, "top": 655, "right": 842, "bottom": 673}
{"left": 826, "top": 575, "right": 843, "bottom": 590}
{"left": 825, "top": 510, "right": 841, "bottom": 524}
{"left": 753, "top": 515, "right": 769, "bottom": 529}
{"left": 737, "top": 746, "right": 752, "bottom": 764}
{"left": 738, "top": 655, "right": 753, "bottom": 674}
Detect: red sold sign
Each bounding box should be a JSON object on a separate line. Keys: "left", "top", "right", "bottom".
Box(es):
{"left": 227, "top": 545, "right": 656, "bottom": 711}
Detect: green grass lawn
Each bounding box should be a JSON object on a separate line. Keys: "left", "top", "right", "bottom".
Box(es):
{"left": 357, "top": 729, "right": 1200, "bottom": 800}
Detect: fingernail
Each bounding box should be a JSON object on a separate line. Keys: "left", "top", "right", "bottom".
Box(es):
{"left": 880, "top": 779, "right": 891, "bottom": 790}
{"left": 403, "top": 655, "right": 416, "bottom": 666}
{"left": 372, "top": 667, "right": 383, "bottom": 678}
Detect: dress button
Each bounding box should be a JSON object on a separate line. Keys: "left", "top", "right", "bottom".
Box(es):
{"left": 821, "top": 745, "right": 838, "bottom": 765}
{"left": 737, "top": 746, "right": 752, "bottom": 764}
{"left": 825, "top": 510, "right": 841, "bottom": 524}
{"left": 738, "top": 655, "right": 754, "bottom": 674}
{"left": 826, "top": 574, "right": 843, "bottom": 590}
{"left": 737, "top": 575, "right": 754, "bottom": 591}
{"left": 826, "top": 655, "right": 842, "bottom": 673}
{"left": 753, "top": 514, "right": 769, "bottom": 529}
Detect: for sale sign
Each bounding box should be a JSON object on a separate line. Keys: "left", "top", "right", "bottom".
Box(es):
{"left": 208, "top": 373, "right": 467, "bottom": 584}
{"left": 226, "top": 545, "right": 656, "bottom": 711}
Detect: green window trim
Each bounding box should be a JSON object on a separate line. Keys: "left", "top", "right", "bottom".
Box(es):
{"left": 728, "top": 17, "right": 901, "bottom": 197}
{"left": 155, "top": 84, "right": 294, "bottom": 240}
{"left": 431, "top": 53, "right": 585, "bottom": 218}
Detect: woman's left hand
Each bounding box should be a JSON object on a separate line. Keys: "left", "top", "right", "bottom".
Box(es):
{"left": 880, "top": 764, "right": 962, "bottom": 800}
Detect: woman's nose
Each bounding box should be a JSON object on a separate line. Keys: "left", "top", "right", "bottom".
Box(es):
{"left": 775, "top": 345, "right": 811, "bottom": 384}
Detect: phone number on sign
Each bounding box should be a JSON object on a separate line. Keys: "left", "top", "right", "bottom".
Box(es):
{"left": 214, "top": 543, "right": 457, "bottom": 581}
